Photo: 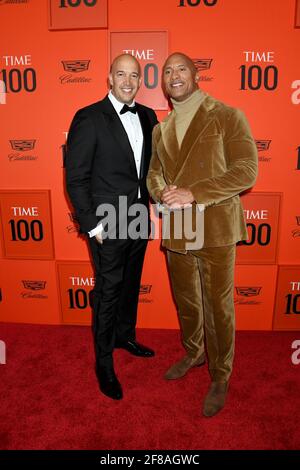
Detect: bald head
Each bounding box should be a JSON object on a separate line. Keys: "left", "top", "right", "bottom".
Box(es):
{"left": 110, "top": 54, "right": 141, "bottom": 76}
{"left": 163, "top": 52, "right": 197, "bottom": 76}
{"left": 162, "top": 52, "right": 199, "bottom": 102}
{"left": 109, "top": 54, "right": 142, "bottom": 104}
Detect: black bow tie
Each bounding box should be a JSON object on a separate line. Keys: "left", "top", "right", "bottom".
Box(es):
{"left": 120, "top": 104, "right": 137, "bottom": 115}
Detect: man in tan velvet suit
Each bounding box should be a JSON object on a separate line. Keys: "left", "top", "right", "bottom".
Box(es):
{"left": 147, "top": 52, "right": 258, "bottom": 417}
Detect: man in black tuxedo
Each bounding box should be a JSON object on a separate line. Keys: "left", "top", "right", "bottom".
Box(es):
{"left": 65, "top": 54, "right": 158, "bottom": 400}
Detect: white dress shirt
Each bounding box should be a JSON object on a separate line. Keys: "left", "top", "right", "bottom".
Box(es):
{"left": 88, "top": 91, "right": 144, "bottom": 238}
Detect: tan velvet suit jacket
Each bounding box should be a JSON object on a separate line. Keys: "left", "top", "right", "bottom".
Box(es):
{"left": 147, "top": 93, "right": 258, "bottom": 251}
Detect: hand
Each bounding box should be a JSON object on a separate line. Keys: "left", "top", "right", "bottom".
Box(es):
{"left": 160, "top": 184, "right": 177, "bottom": 201}
{"left": 161, "top": 186, "right": 194, "bottom": 209}
{"left": 95, "top": 232, "right": 103, "bottom": 244}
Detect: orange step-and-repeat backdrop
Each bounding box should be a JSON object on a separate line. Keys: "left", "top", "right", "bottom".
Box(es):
{"left": 0, "top": 0, "right": 299, "bottom": 331}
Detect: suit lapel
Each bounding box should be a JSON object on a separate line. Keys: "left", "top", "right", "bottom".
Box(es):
{"left": 160, "top": 112, "right": 180, "bottom": 180}
{"left": 159, "top": 94, "right": 217, "bottom": 182}
{"left": 175, "top": 96, "right": 216, "bottom": 176}
{"left": 136, "top": 105, "right": 151, "bottom": 179}
{"left": 101, "top": 97, "right": 138, "bottom": 177}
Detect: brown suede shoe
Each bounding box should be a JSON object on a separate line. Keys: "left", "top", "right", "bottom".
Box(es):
{"left": 202, "top": 381, "right": 229, "bottom": 417}
{"left": 164, "top": 353, "right": 205, "bottom": 380}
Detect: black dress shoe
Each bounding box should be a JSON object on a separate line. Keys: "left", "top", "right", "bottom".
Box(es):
{"left": 95, "top": 366, "right": 123, "bottom": 400}
{"left": 115, "top": 340, "right": 155, "bottom": 357}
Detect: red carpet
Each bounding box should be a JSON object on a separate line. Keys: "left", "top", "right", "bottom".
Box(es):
{"left": 0, "top": 323, "right": 300, "bottom": 450}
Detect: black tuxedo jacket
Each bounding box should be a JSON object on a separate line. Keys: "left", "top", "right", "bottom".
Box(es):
{"left": 65, "top": 96, "right": 158, "bottom": 234}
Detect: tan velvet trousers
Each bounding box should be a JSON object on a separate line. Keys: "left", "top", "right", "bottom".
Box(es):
{"left": 167, "top": 244, "right": 236, "bottom": 382}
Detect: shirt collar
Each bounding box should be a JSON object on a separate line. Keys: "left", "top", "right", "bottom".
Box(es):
{"left": 108, "top": 91, "right": 136, "bottom": 115}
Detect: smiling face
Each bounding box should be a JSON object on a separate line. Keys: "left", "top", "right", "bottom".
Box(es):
{"left": 109, "top": 54, "right": 142, "bottom": 104}
{"left": 163, "top": 53, "right": 199, "bottom": 102}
